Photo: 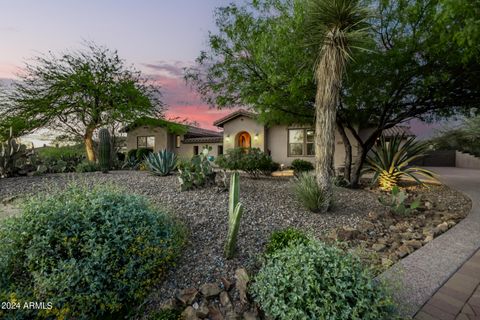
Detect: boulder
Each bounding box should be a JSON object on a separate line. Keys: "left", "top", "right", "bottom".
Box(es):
{"left": 404, "top": 239, "right": 422, "bottom": 250}
{"left": 396, "top": 245, "right": 411, "bottom": 258}
{"left": 178, "top": 288, "right": 199, "bottom": 305}
{"left": 221, "top": 276, "right": 233, "bottom": 291}
{"left": 434, "top": 222, "right": 448, "bottom": 235}
{"left": 200, "top": 283, "right": 222, "bottom": 298}
{"left": 219, "top": 291, "right": 233, "bottom": 309}
{"left": 208, "top": 306, "right": 224, "bottom": 320}
{"left": 372, "top": 243, "right": 387, "bottom": 252}
{"left": 337, "top": 227, "right": 360, "bottom": 241}
{"left": 235, "top": 268, "right": 250, "bottom": 304}
{"left": 182, "top": 306, "right": 200, "bottom": 320}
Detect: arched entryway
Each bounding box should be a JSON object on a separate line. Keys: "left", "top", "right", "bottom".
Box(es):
{"left": 236, "top": 131, "right": 251, "bottom": 148}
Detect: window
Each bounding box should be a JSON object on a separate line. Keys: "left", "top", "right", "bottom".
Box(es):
{"left": 176, "top": 135, "right": 181, "bottom": 148}
{"left": 288, "top": 128, "right": 315, "bottom": 156}
{"left": 218, "top": 145, "right": 223, "bottom": 155}
{"left": 193, "top": 146, "right": 199, "bottom": 155}
{"left": 137, "top": 136, "right": 155, "bottom": 149}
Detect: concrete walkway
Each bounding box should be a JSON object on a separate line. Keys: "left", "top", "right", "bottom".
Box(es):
{"left": 379, "top": 167, "right": 480, "bottom": 318}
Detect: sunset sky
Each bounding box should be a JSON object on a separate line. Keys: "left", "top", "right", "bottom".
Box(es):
{"left": 0, "top": 0, "right": 245, "bottom": 132}
{"left": 0, "top": 0, "right": 444, "bottom": 143}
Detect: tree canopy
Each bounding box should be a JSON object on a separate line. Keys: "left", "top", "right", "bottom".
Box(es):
{"left": 0, "top": 43, "right": 163, "bottom": 161}
{"left": 186, "top": 0, "right": 480, "bottom": 186}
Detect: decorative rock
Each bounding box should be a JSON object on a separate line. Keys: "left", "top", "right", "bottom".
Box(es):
{"left": 388, "top": 225, "right": 397, "bottom": 232}
{"left": 337, "top": 227, "right": 359, "bottom": 241}
{"left": 367, "top": 211, "right": 379, "bottom": 221}
{"left": 221, "top": 276, "right": 233, "bottom": 291}
{"left": 396, "top": 245, "right": 411, "bottom": 258}
{"left": 425, "top": 201, "right": 433, "bottom": 210}
{"left": 235, "top": 268, "right": 249, "bottom": 304}
{"left": 196, "top": 304, "right": 210, "bottom": 318}
{"left": 372, "top": 243, "right": 386, "bottom": 252}
{"left": 178, "top": 288, "right": 199, "bottom": 305}
{"left": 358, "top": 221, "right": 375, "bottom": 232}
{"left": 423, "top": 235, "right": 434, "bottom": 243}
{"left": 404, "top": 239, "right": 422, "bottom": 250}
{"left": 447, "top": 220, "right": 457, "bottom": 228}
{"left": 400, "top": 232, "right": 413, "bottom": 240}
{"left": 182, "top": 306, "right": 200, "bottom": 320}
{"left": 208, "top": 306, "right": 224, "bottom": 320}
{"left": 160, "top": 298, "right": 178, "bottom": 310}
{"left": 200, "top": 283, "right": 222, "bottom": 298}
{"left": 225, "top": 310, "right": 240, "bottom": 320}
{"left": 434, "top": 222, "right": 448, "bottom": 235}
{"left": 220, "top": 291, "right": 233, "bottom": 309}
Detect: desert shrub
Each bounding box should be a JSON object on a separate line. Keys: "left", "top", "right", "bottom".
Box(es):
{"left": 215, "top": 147, "right": 276, "bottom": 177}
{"left": 0, "top": 184, "right": 185, "bottom": 319}
{"left": 75, "top": 160, "right": 100, "bottom": 173}
{"left": 293, "top": 172, "right": 329, "bottom": 213}
{"left": 290, "top": 159, "right": 314, "bottom": 174}
{"left": 265, "top": 228, "right": 310, "bottom": 255}
{"left": 364, "top": 134, "right": 436, "bottom": 191}
{"left": 127, "top": 148, "right": 138, "bottom": 161}
{"left": 378, "top": 186, "right": 421, "bottom": 215}
{"left": 136, "top": 148, "right": 153, "bottom": 161}
{"left": 251, "top": 240, "right": 396, "bottom": 320}
{"left": 178, "top": 147, "right": 215, "bottom": 191}
{"left": 37, "top": 145, "right": 85, "bottom": 173}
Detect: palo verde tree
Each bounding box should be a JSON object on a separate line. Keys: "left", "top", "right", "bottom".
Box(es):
{"left": 0, "top": 42, "right": 163, "bottom": 161}
{"left": 186, "top": 0, "right": 480, "bottom": 188}
{"left": 304, "top": 0, "right": 369, "bottom": 211}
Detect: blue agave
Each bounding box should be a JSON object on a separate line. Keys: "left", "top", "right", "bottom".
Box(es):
{"left": 145, "top": 149, "right": 177, "bottom": 176}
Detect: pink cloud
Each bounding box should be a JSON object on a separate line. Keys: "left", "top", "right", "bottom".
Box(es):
{"left": 144, "top": 64, "right": 236, "bottom": 130}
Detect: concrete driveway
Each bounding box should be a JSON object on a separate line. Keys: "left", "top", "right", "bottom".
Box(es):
{"left": 379, "top": 167, "right": 480, "bottom": 318}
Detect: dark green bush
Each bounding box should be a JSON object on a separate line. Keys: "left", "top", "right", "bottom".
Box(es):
{"left": 75, "top": 160, "right": 100, "bottom": 173}
{"left": 0, "top": 184, "right": 185, "bottom": 319}
{"left": 136, "top": 148, "right": 153, "bottom": 161}
{"left": 251, "top": 240, "right": 396, "bottom": 320}
{"left": 127, "top": 148, "right": 138, "bottom": 161}
{"left": 265, "top": 228, "right": 310, "bottom": 255}
{"left": 37, "top": 145, "right": 85, "bottom": 173}
{"left": 215, "top": 147, "right": 276, "bottom": 177}
{"left": 291, "top": 159, "right": 314, "bottom": 173}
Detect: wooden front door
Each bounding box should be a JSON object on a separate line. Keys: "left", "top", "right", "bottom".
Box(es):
{"left": 237, "top": 132, "right": 251, "bottom": 148}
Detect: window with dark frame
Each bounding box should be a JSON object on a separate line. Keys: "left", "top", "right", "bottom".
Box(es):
{"left": 193, "top": 146, "right": 199, "bottom": 155}
{"left": 137, "top": 136, "right": 155, "bottom": 149}
{"left": 218, "top": 145, "right": 223, "bottom": 155}
{"left": 288, "top": 128, "right": 315, "bottom": 156}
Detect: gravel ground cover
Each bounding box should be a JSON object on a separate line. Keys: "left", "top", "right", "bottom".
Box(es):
{"left": 0, "top": 171, "right": 382, "bottom": 297}
{"left": 0, "top": 170, "right": 471, "bottom": 313}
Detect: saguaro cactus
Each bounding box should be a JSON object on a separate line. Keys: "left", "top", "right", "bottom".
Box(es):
{"left": 98, "top": 128, "right": 111, "bottom": 173}
{"left": 224, "top": 172, "right": 244, "bottom": 259}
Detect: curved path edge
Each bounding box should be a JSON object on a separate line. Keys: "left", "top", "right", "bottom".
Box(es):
{"left": 378, "top": 167, "right": 480, "bottom": 318}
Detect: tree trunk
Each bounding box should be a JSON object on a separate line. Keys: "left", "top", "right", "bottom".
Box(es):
{"left": 84, "top": 126, "right": 96, "bottom": 162}
{"left": 350, "top": 145, "right": 367, "bottom": 188}
{"left": 337, "top": 120, "right": 352, "bottom": 183}
{"left": 314, "top": 40, "right": 346, "bottom": 213}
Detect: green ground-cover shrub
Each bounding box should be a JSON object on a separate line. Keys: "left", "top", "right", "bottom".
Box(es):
{"left": 75, "top": 160, "right": 100, "bottom": 173}
{"left": 265, "top": 227, "right": 310, "bottom": 255}
{"left": 290, "top": 159, "right": 314, "bottom": 174}
{"left": 216, "top": 147, "right": 278, "bottom": 177}
{"left": 0, "top": 184, "right": 185, "bottom": 319}
{"left": 251, "top": 240, "right": 396, "bottom": 320}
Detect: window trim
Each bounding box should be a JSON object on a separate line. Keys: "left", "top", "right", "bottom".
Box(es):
{"left": 137, "top": 136, "right": 155, "bottom": 149}
{"left": 175, "top": 135, "right": 181, "bottom": 148}
{"left": 287, "top": 128, "right": 315, "bottom": 157}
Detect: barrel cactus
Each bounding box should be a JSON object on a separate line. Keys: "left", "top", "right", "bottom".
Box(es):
{"left": 98, "top": 128, "right": 111, "bottom": 173}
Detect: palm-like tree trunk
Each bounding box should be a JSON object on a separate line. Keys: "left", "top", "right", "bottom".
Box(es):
{"left": 314, "top": 28, "right": 347, "bottom": 212}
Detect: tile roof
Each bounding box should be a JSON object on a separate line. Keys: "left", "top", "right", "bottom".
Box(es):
{"left": 213, "top": 109, "right": 257, "bottom": 127}
{"left": 382, "top": 125, "right": 415, "bottom": 138}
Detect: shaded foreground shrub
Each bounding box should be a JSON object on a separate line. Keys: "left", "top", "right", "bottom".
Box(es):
{"left": 0, "top": 184, "right": 185, "bottom": 319}
{"left": 265, "top": 227, "right": 310, "bottom": 255}
{"left": 252, "top": 240, "right": 396, "bottom": 320}
{"left": 290, "top": 159, "right": 314, "bottom": 174}
{"left": 293, "top": 172, "right": 329, "bottom": 213}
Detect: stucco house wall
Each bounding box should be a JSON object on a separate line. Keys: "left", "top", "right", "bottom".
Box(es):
{"left": 125, "top": 125, "right": 169, "bottom": 152}
{"left": 222, "top": 116, "right": 266, "bottom": 151}
{"left": 176, "top": 141, "right": 223, "bottom": 159}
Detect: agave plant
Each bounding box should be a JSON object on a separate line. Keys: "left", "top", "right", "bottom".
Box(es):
{"left": 364, "top": 134, "right": 436, "bottom": 191}
{"left": 145, "top": 149, "right": 177, "bottom": 176}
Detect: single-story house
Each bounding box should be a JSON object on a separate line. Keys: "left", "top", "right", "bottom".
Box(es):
{"left": 123, "top": 110, "right": 414, "bottom": 168}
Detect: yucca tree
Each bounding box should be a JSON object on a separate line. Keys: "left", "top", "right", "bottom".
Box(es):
{"left": 305, "top": 0, "right": 370, "bottom": 212}
{"left": 364, "top": 134, "right": 436, "bottom": 191}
